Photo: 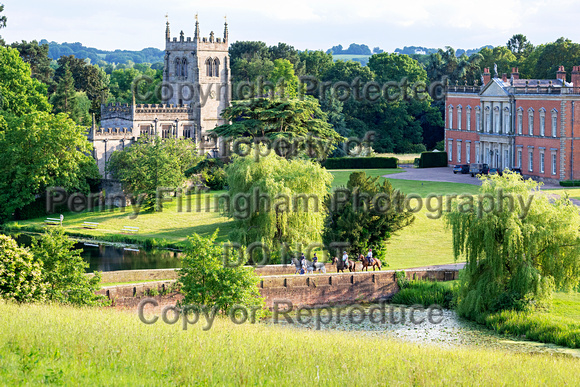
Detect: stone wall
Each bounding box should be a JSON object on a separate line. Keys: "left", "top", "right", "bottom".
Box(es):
{"left": 96, "top": 263, "right": 370, "bottom": 283}
{"left": 98, "top": 268, "right": 459, "bottom": 309}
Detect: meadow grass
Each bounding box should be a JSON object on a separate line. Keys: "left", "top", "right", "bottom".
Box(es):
{"left": 485, "top": 292, "right": 580, "bottom": 349}
{"left": 0, "top": 302, "right": 578, "bottom": 386}
{"left": 390, "top": 279, "right": 455, "bottom": 308}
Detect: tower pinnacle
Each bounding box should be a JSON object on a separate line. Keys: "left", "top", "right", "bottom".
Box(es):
{"left": 224, "top": 16, "right": 228, "bottom": 42}
{"left": 165, "top": 14, "right": 170, "bottom": 41}
{"left": 194, "top": 13, "right": 200, "bottom": 41}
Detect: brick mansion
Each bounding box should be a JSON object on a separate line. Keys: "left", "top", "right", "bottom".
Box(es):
{"left": 445, "top": 66, "right": 580, "bottom": 183}
{"left": 89, "top": 18, "right": 231, "bottom": 177}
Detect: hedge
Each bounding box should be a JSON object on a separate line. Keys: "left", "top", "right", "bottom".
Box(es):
{"left": 323, "top": 157, "right": 398, "bottom": 169}
{"left": 418, "top": 152, "right": 448, "bottom": 168}
{"left": 560, "top": 180, "right": 580, "bottom": 187}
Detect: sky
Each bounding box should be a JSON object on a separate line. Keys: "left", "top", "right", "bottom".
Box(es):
{"left": 2, "top": 0, "right": 580, "bottom": 53}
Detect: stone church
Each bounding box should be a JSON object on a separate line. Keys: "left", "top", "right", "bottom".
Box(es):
{"left": 89, "top": 18, "right": 231, "bottom": 177}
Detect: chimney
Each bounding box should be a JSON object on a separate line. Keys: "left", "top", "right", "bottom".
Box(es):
{"left": 557, "top": 65, "right": 566, "bottom": 82}
{"left": 502, "top": 73, "right": 507, "bottom": 82}
{"left": 483, "top": 68, "right": 491, "bottom": 85}
{"left": 572, "top": 66, "right": 580, "bottom": 89}
{"left": 511, "top": 67, "right": 519, "bottom": 80}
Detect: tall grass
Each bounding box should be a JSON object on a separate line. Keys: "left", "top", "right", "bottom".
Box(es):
{"left": 0, "top": 303, "right": 578, "bottom": 385}
{"left": 390, "top": 279, "right": 455, "bottom": 308}
{"left": 486, "top": 308, "right": 580, "bottom": 349}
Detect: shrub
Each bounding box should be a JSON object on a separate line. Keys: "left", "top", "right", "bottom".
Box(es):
{"left": 0, "top": 234, "right": 45, "bottom": 302}
{"left": 31, "top": 227, "right": 108, "bottom": 306}
{"left": 323, "top": 157, "right": 397, "bottom": 169}
{"left": 179, "top": 231, "right": 264, "bottom": 315}
{"left": 186, "top": 157, "right": 227, "bottom": 190}
{"left": 418, "top": 152, "right": 448, "bottom": 168}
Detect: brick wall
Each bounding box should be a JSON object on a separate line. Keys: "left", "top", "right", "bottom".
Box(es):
{"left": 98, "top": 268, "right": 459, "bottom": 309}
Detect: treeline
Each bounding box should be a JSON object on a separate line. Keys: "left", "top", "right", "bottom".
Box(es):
{"left": 41, "top": 40, "right": 165, "bottom": 65}
{"left": 4, "top": 40, "right": 163, "bottom": 124}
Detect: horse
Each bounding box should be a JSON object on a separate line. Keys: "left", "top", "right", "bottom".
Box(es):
{"left": 360, "top": 254, "right": 381, "bottom": 271}
{"left": 331, "top": 256, "right": 356, "bottom": 273}
{"left": 291, "top": 258, "right": 326, "bottom": 274}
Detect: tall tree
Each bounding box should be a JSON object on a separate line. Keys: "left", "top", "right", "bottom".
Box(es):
{"left": 54, "top": 55, "right": 109, "bottom": 115}
{"left": 507, "top": 34, "right": 534, "bottom": 60}
{"left": 106, "top": 136, "right": 200, "bottom": 211}
{"left": 0, "top": 46, "right": 51, "bottom": 116}
{"left": 446, "top": 173, "right": 580, "bottom": 323}
{"left": 50, "top": 63, "right": 78, "bottom": 119}
{"left": 226, "top": 151, "right": 333, "bottom": 262}
{"left": 0, "top": 3, "right": 6, "bottom": 46}
{"left": 533, "top": 37, "right": 580, "bottom": 80}
{"left": 210, "top": 97, "right": 343, "bottom": 159}
{"left": 323, "top": 171, "right": 414, "bottom": 262}
{"left": 10, "top": 40, "right": 54, "bottom": 85}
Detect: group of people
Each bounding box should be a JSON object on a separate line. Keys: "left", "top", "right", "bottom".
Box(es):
{"left": 298, "top": 253, "right": 318, "bottom": 274}
{"left": 297, "top": 248, "right": 375, "bottom": 273}
{"left": 341, "top": 248, "right": 374, "bottom": 266}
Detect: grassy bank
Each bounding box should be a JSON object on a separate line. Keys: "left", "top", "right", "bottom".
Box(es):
{"left": 0, "top": 302, "right": 578, "bottom": 385}
{"left": 485, "top": 292, "right": 580, "bottom": 349}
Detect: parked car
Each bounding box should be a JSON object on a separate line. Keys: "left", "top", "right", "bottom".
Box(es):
{"left": 510, "top": 168, "right": 522, "bottom": 175}
{"left": 469, "top": 163, "right": 489, "bottom": 177}
{"left": 488, "top": 168, "right": 502, "bottom": 176}
{"left": 453, "top": 164, "right": 470, "bottom": 174}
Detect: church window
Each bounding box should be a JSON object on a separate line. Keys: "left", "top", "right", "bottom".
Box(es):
{"left": 206, "top": 58, "right": 213, "bottom": 77}
{"left": 213, "top": 58, "right": 220, "bottom": 77}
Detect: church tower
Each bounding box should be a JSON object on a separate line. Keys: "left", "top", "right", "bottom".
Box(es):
{"left": 163, "top": 16, "right": 231, "bottom": 138}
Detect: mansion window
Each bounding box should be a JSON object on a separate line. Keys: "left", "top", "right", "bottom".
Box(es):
{"left": 213, "top": 58, "right": 220, "bottom": 77}
{"left": 466, "top": 142, "right": 471, "bottom": 163}
{"left": 528, "top": 150, "right": 533, "bottom": 172}
{"left": 457, "top": 142, "right": 461, "bottom": 163}
{"left": 494, "top": 108, "right": 500, "bottom": 133}
{"left": 476, "top": 146, "right": 480, "bottom": 163}
{"left": 448, "top": 106, "right": 453, "bottom": 129}
{"left": 539, "top": 109, "right": 546, "bottom": 136}
{"left": 552, "top": 110, "right": 558, "bottom": 137}
{"left": 466, "top": 107, "right": 471, "bottom": 131}
{"left": 457, "top": 107, "right": 462, "bottom": 130}
{"left": 162, "top": 125, "right": 172, "bottom": 139}
{"left": 448, "top": 140, "right": 453, "bottom": 161}
{"left": 183, "top": 125, "right": 194, "bottom": 139}
{"left": 517, "top": 108, "right": 523, "bottom": 135}
{"left": 528, "top": 110, "right": 534, "bottom": 136}
{"left": 485, "top": 107, "right": 491, "bottom": 133}
{"left": 552, "top": 153, "right": 557, "bottom": 175}
{"left": 540, "top": 151, "right": 545, "bottom": 173}
{"left": 517, "top": 149, "right": 522, "bottom": 168}
{"left": 503, "top": 108, "right": 510, "bottom": 133}
{"left": 475, "top": 108, "right": 481, "bottom": 131}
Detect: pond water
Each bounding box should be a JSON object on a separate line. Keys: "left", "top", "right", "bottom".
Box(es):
{"left": 272, "top": 304, "right": 580, "bottom": 358}
{"left": 11, "top": 233, "right": 182, "bottom": 272}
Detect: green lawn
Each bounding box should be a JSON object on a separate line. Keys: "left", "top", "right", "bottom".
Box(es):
{"left": 329, "top": 168, "right": 403, "bottom": 188}
{"left": 6, "top": 191, "right": 234, "bottom": 246}
{"left": 0, "top": 302, "right": 578, "bottom": 385}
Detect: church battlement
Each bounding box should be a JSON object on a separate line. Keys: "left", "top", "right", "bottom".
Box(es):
{"left": 94, "top": 127, "right": 137, "bottom": 138}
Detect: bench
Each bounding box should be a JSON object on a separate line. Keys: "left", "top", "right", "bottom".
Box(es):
{"left": 121, "top": 226, "right": 139, "bottom": 234}
{"left": 44, "top": 217, "right": 62, "bottom": 226}
{"left": 83, "top": 222, "right": 99, "bottom": 229}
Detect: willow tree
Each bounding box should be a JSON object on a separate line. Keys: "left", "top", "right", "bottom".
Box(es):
{"left": 446, "top": 172, "right": 580, "bottom": 322}
{"left": 225, "top": 150, "right": 333, "bottom": 263}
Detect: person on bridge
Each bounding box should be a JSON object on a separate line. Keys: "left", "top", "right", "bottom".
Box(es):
{"left": 300, "top": 253, "right": 307, "bottom": 274}
{"left": 367, "top": 248, "right": 373, "bottom": 265}
{"left": 342, "top": 251, "right": 348, "bottom": 267}
{"left": 312, "top": 253, "right": 318, "bottom": 265}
